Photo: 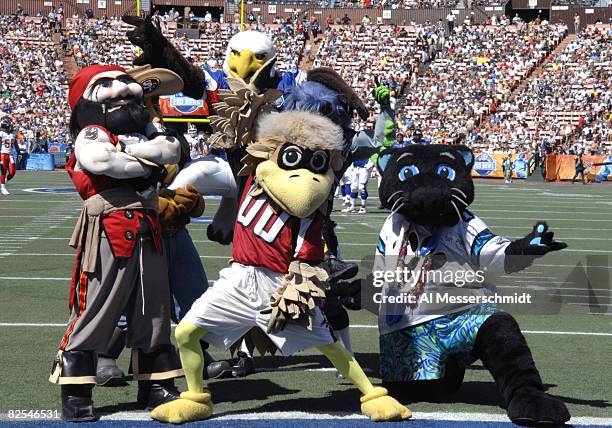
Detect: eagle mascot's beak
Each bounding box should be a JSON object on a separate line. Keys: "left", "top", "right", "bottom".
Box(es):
{"left": 228, "top": 49, "right": 267, "bottom": 82}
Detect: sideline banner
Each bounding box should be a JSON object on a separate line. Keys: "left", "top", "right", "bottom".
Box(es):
{"left": 48, "top": 142, "right": 67, "bottom": 153}
{"left": 545, "top": 154, "right": 612, "bottom": 182}
{"left": 471, "top": 152, "right": 532, "bottom": 179}
{"left": 26, "top": 153, "right": 55, "bottom": 171}
{"left": 159, "top": 93, "right": 209, "bottom": 117}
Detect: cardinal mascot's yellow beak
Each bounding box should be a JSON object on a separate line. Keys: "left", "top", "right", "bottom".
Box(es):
{"left": 228, "top": 49, "right": 267, "bottom": 82}
{"left": 256, "top": 161, "right": 335, "bottom": 218}
{"left": 244, "top": 111, "right": 345, "bottom": 219}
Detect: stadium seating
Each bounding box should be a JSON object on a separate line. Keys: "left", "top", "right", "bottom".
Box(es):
{"left": 67, "top": 19, "right": 304, "bottom": 72}
{"left": 1, "top": 13, "right": 610, "bottom": 156}
{"left": 0, "top": 16, "right": 70, "bottom": 151}
{"left": 491, "top": 24, "right": 611, "bottom": 153}
{"left": 399, "top": 23, "right": 568, "bottom": 148}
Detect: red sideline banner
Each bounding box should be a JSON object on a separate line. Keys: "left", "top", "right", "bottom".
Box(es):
{"left": 545, "top": 154, "right": 612, "bottom": 182}
{"left": 159, "top": 94, "right": 209, "bottom": 117}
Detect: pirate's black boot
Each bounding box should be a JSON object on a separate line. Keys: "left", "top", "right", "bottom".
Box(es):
{"left": 61, "top": 384, "right": 96, "bottom": 422}
{"left": 137, "top": 379, "right": 180, "bottom": 409}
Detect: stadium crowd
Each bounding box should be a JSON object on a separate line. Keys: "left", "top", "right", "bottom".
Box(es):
{"left": 321, "top": 0, "right": 505, "bottom": 9}
{"left": 396, "top": 22, "right": 569, "bottom": 149}
{"left": 313, "top": 23, "right": 425, "bottom": 116}
{"left": 0, "top": 15, "right": 70, "bottom": 157}
{"left": 312, "top": 19, "right": 572, "bottom": 151}
{"left": 0, "top": 12, "right": 610, "bottom": 159}
{"left": 67, "top": 18, "right": 140, "bottom": 68}
{"left": 67, "top": 17, "right": 305, "bottom": 72}
{"left": 489, "top": 24, "right": 612, "bottom": 155}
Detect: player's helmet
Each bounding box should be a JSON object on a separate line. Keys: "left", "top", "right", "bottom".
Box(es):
{"left": 412, "top": 128, "right": 423, "bottom": 143}
{"left": 187, "top": 124, "right": 197, "bottom": 137}
{"left": 0, "top": 117, "right": 12, "bottom": 132}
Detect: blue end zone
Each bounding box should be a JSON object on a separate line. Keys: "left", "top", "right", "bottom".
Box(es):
{"left": 23, "top": 188, "right": 78, "bottom": 194}
{"left": 6, "top": 420, "right": 604, "bottom": 428}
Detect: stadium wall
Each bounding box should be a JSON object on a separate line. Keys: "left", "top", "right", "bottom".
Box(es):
{"left": 1, "top": 1, "right": 607, "bottom": 27}
{"left": 551, "top": 7, "right": 612, "bottom": 30}
{"left": 0, "top": 0, "right": 224, "bottom": 19}
{"left": 0, "top": 0, "right": 137, "bottom": 18}
{"left": 225, "top": 4, "right": 500, "bottom": 25}
{"left": 511, "top": 0, "right": 551, "bottom": 9}
{"left": 510, "top": 0, "right": 612, "bottom": 30}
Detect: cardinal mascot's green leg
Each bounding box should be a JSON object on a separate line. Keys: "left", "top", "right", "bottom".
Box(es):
{"left": 151, "top": 321, "right": 213, "bottom": 423}
{"left": 151, "top": 322, "right": 411, "bottom": 423}
{"left": 317, "top": 342, "right": 412, "bottom": 421}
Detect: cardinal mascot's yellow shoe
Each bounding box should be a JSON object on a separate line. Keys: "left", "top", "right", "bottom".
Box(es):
{"left": 150, "top": 390, "right": 214, "bottom": 423}
{"left": 360, "top": 387, "right": 412, "bottom": 422}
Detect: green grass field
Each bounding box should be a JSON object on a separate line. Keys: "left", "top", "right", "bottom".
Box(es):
{"left": 0, "top": 171, "right": 610, "bottom": 421}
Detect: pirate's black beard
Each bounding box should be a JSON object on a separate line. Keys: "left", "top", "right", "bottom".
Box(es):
{"left": 70, "top": 98, "right": 149, "bottom": 139}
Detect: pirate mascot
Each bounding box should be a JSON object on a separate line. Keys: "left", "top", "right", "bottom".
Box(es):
{"left": 49, "top": 64, "right": 184, "bottom": 421}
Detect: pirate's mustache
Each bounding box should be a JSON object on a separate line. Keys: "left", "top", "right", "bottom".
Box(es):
{"left": 70, "top": 98, "right": 149, "bottom": 138}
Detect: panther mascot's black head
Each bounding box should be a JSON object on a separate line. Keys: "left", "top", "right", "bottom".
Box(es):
{"left": 377, "top": 144, "right": 475, "bottom": 227}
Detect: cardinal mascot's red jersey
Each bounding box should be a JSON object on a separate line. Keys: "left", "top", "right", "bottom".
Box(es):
{"left": 231, "top": 176, "right": 324, "bottom": 274}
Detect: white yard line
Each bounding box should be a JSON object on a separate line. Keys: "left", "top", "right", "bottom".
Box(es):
{"left": 569, "top": 303, "right": 612, "bottom": 307}
{"left": 0, "top": 199, "right": 80, "bottom": 203}
{"left": 534, "top": 262, "right": 611, "bottom": 269}
{"left": 337, "top": 209, "right": 612, "bottom": 216}
{"left": 547, "top": 293, "right": 611, "bottom": 298}
{"left": 0, "top": 276, "right": 70, "bottom": 281}
{"left": 4, "top": 249, "right": 610, "bottom": 258}
{"left": 499, "top": 275, "right": 557, "bottom": 279}
{"left": 330, "top": 214, "right": 612, "bottom": 223}
{"left": 513, "top": 280, "right": 576, "bottom": 284}
{"left": 91, "top": 410, "right": 612, "bottom": 425}
{"left": 0, "top": 322, "right": 66, "bottom": 327}
{"left": 0, "top": 215, "right": 77, "bottom": 219}
{"left": 2, "top": 322, "right": 610, "bottom": 337}
{"left": 497, "top": 285, "right": 610, "bottom": 292}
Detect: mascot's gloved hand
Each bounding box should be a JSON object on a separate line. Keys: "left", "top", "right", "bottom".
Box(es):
{"left": 372, "top": 85, "right": 391, "bottom": 107}
{"left": 174, "top": 185, "right": 205, "bottom": 217}
{"left": 122, "top": 16, "right": 169, "bottom": 68}
{"left": 207, "top": 196, "right": 238, "bottom": 245}
{"left": 158, "top": 195, "right": 187, "bottom": 224}
{"left": 260, "top": 304, "right": 287, "bottom": 334}
{"left": 360, "top": 387, "right": 412, "bottom": 421}
{"left": 504, "top": 222, "right": 567, "bottom": 273}
{"left": 150, "top": 390, "right": 213, "bottom": 423}
{"left": 328, "top": 278, "right": 361, "bottom": 297}
{"left": 260, "top": 261, "right": 327, "bottom": 334}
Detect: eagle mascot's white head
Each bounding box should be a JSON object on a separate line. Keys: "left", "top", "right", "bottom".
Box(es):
{"left": 223, "top": 31, "right": 276, "bottom": 83}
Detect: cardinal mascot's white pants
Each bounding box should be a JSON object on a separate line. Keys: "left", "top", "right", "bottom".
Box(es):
{"left": 183, "top": 263, "right": 336, "bottom": 355}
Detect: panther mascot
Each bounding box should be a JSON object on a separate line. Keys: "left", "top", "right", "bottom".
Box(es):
{"left": 372, "top": 144, "right": 571, "bottom": 426}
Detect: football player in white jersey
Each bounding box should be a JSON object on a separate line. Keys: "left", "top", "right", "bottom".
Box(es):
{"left": 343, "top": 158, "right": 374, "bottom": 213}
{"left": 337, "top": 164, "right": 353, "bottom": 206}
{"left": 184, "top": 124, "right": 201, "bottom": 160}
{"left": 0, "top": 117, "right": 16, "bottom": 195}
